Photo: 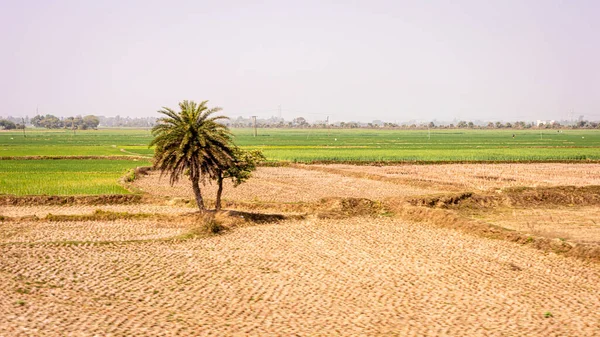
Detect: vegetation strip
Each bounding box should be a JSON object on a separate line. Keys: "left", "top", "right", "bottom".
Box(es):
{"left": 0, "top": 195, "right": 142, "bottom": 206}
{"left": 0, "top": 155, "right": 148, "bottom": 160}
{"left": 407, "top": 186, "right": 600, "bottom": 208}
{"left": 44, "top": 210, "right": 156, "bottom": 222}
{"left": 0, "top": 159, "right": 151, "bottom": 196}
{"left": 287, "top": 159, "right": 600, "bottom": 165}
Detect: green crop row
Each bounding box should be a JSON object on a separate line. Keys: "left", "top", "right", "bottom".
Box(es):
{"left": 0, "top": 159, "right": 150, "bottom": 196}
{"left": 1, "top": 128, "right": 599, "bottom": 159}
{"left": 1, "top": 128, "right": 598, "bottom": 196}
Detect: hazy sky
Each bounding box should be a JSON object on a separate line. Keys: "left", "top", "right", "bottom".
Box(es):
{"left": 1, "top": 0, "right": 599, "bottom": 122}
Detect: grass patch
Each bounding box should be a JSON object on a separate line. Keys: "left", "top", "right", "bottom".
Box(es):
{"left": 45, "top": 209, "right": 155, "bottom": 222}
{"left": 0, "top": 159, "right": 150, "bottom": 195}
{"left": 184, "top": 214, "right": 226, "bottom": 236}
{"left": 2, "top": 128, "right": 599, "bottom": 162}
{"left": 233, "top": 128, "right": 600, "bottom": 162}
{"left": 0, "top": 129, "right": 154, "bottom": 157}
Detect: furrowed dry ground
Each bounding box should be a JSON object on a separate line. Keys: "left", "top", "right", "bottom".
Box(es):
{"left": 305, "top": 163, "right": 600, "bottom": 191}
{"left": 2, "top": 163, "right": 600, "bottom": 336}
{"left": 0, "top": 204, "right": 195, "bottom": 218}
{"left": 1, "top": 216, "right": 599, "bottom": 336}
{"left": 131, "top": 166, "right": 444, "bottom": 203}
{"left": 462, "top": 207, "right": 600, "bottom": 244}
{"left": 132, "top": 164, "right": 600, "bottom": 203}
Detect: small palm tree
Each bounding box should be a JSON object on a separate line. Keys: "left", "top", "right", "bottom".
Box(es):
{"left": 150, "top": 100, "right": 234, "bottom": 211}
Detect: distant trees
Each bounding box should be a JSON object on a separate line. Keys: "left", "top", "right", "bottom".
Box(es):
{"left": 98, "top": 116, "right": 156, "bottom": 127}
{"left": 292, "top": 117, "right": 308, "bottom": 127}
{"left": 513, "top": 121, "right": 530, "bottom": 129}
{"left": 0, "top": 119, "right": 17, "bottom": 129}
{"left": 32, "top": 114, "right": 63, "bottom": 128}
{"left": 11, "top": 112, "right": 600, "bottom": 131}
{"left": 83, "top": 115, "right": 100, "bottom": 129}
{"left": 221, "top": 116, "right": 600, "bottom": 130}
{"left": 30, "top": 114, "right": 99, "bottom": 129}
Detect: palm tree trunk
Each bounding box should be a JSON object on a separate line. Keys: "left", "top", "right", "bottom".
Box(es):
{"left": 191, "top": 176, "right": 205, "bottom": 211}
{"left": 215, "top": 173, "right": 224, "bottom": 211}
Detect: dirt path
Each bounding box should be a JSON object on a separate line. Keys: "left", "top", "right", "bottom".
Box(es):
{"left": 1, "top": 217, "right": 598, "bottom": 336}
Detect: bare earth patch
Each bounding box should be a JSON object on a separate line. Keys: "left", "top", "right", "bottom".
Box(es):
{"left": 0, "top": 204, "right": 195, "bottom": 218}
{"left": 0, "top": 219, "right": 188, "bottom": 243}
{"left": 1, "top": 217, "right": 599, "bottom": 336}
{"left": 132, "top": 167, "right": 443, "bottom": 202}
{"left": 464, "top": 206, "right": 600, "bottom": 244}
{"left": 311, "top": 163, "right": 600, "bottom": 191}
{"left": 2, "top": 163, "right": 600, "bottom": 335}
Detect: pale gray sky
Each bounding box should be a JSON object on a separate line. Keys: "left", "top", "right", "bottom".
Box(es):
{"left": 1, "top": 0, "right": 599, "bottom": 122}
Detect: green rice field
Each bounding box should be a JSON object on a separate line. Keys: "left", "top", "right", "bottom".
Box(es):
{"left": 0, "top": 159, "right": 150, "bottom": 196}
{"left": 2, "top": 128, "right": 599, "bottom": 161}
{"left": 234, "top": 128, "right": 600, "bottom": 162}
{"left": 1, "top": 127, "right": 598, "bottom": 195}
{"left": 0, "top": 129, "right": 153, "bottom": 157}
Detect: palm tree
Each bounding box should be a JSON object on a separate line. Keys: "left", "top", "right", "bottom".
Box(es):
{"left": 150, "top": 100, "right": 234, "bottom": 211}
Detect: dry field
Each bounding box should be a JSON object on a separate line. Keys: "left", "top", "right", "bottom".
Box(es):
{"left": 306, "top": 163, "right": 600, "bottom": 191}
{"left": 0, "top": 219, "right": 189, "bottom": 244}
{"left": 463, "top": 206, "right": 600, "bottom": 244}
{"left": 0, "top": 204, "right": 195, "bottom": 218}
{"left": 132, "top": 166, "right": 444, "bottom": 203}
{"left": 2, "top": 163, "right": 600, "bottom": 336}
{"left": 1, "top": 216, "right": 599, "bottom": 336}
{"left": 132, "top": 164, "right": 600, "bottom": 203}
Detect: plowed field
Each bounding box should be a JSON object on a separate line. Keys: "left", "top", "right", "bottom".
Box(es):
{"left": 2, "top": 163, "right": 600, "bottom": 336}
{"left": 1, "top": 217, "right": 599, "bottom": 336}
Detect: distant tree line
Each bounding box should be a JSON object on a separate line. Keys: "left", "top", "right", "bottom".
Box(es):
{"left": 0, "top": 119, "right": 25, "bottom": 130}
{"left": 225, "top": 116, "right": 600, "bottom": 130}
{"left": 98, "top": 116, "right": 156, "bottom": 128}
{"left": 30, "top": 114, "right": 100, "bottom": 129}
{"left": 2, "top": 113, "right": 600, "bottom": 130}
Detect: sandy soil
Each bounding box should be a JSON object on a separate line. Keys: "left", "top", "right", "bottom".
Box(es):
{"left": 0, "top": 219, "right": 188, "bottom": 243}
{"left": 1, "top": 217, "right": 599, "bottom": 336}
{"left": 132, "top": 164, "right": 600, "bottom": 204}
{"left": 0, "top": 204, "right": 195, "bottom": 218}
{"left": 311, "top": 163, "right": 600, "bottom": 191}
{"left": 133, "top": 167, "right": 443, "bottom": 202}
{"left": 465, "top": 206, "right": 600, "bottom": 244}
{"left": 2, "top": 163, "right": 600, "bottom": 335}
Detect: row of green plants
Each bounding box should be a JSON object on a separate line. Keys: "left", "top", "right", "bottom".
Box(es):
{"left": 1, "top": 126, "right": 599, "bottom": 158}
{"left": 0, "top": 159, "right": 148, "bottom": 196}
